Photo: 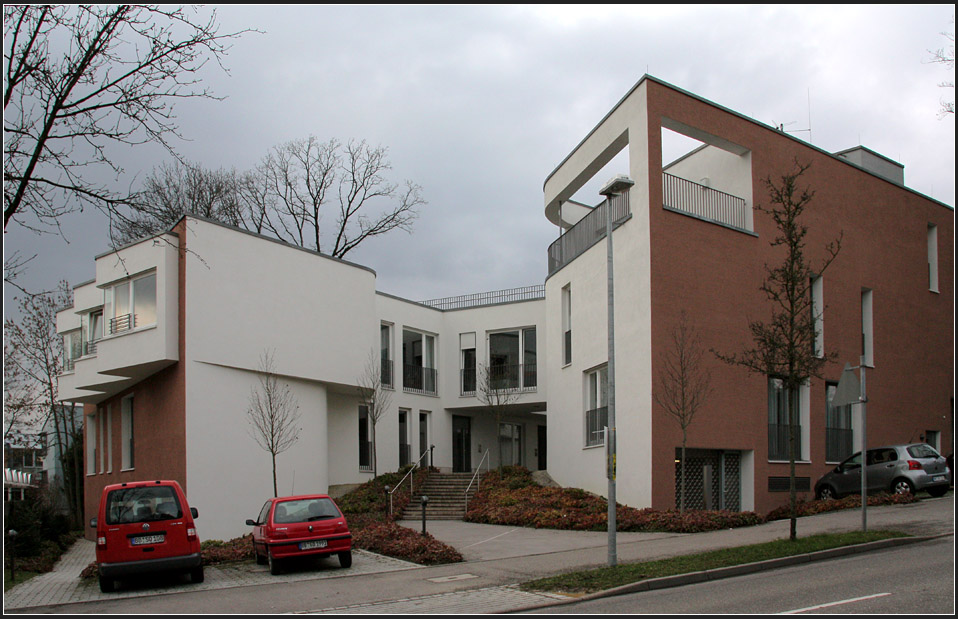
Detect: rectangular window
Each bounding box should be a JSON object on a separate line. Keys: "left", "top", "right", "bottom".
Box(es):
{"left": 419, "top": 411, "right": 431, "bottom": 461}
{"left": 381, "top": 323, "right": 393, "bottom": 388}
{"left": 398, "top": 409, "right": 410, "bottom": 467}
{"left": 768, "top": 378, "right": 803, "bottom": 461}
{"left": 98, "top": 412, "right": 106, "bottom": 473}
{"left": 358, "top": 405, "right": 372, "bottom": 472}
{"left": 562, "top": 285, "right": 572, "bottom": 365}
{"left": 585, "top": 366, "right": 608, "bottom": 447}
{"left": 810, "top": 276, "right": 824, "bottom": 358}
{"left": 121, "top": 395, "right": 134, "bottom": 470}
{"left": 108, "top": 272, "right": 157, "bottom": 334}
{"left": 861, "top": 289, "right": 873, "bottom": 367}
{"left": 928, "top": 224, "right": 938, "bottom": 292}
{"left": 106, "top": 405, "right": 113, "bottom": 473}
{"left": 825, "top": 382, "right": 853, "bottom": 462}
{"left": 460, "top": 332, "right": 476, "bottom": 395}
{"left": 523, "top": 327, "right": 537, "bottom": 389}
{"left": 403, "top": 329, "right": 437, "bottom": 395}
{"left": 63, "top": 330, "right": 82, "bottom": 371}
{"left": 86, "top": 413, "right": 97, "bottom": 475}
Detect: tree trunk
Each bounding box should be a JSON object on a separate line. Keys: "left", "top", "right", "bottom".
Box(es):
{"left": 680, "top": 436, "right": 687, "bottom": 514}
{"left": 788, "top": 386, "right": 798, "bottom": 542}
{"left": 271, "top": 452, "right": 278, "bottom": 497}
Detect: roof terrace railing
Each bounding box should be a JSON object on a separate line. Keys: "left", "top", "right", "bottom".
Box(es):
{"left": 663, "top": 172, "right": 749, "bottom": 231}
{"left": 420, "top": 285, "right": 545, "bottom": 311}
{"left": 547, "top": 192, "right": 630, "bottom": 277}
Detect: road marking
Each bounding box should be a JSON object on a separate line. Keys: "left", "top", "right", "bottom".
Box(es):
{"left": 464, "top": 528, "right": 519, "bottom": 548}
{"left": 426, "top": 574, "right": 478, "bottom": 583}
{"left": 781, "top": 592, "right": 892, "bottom": 613}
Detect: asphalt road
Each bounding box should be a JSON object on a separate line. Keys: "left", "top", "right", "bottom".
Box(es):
{"left": 535, "top": 535, "right": 956, "bottom": 614}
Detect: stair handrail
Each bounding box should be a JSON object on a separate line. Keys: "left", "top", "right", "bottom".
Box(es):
{"left": 388, "top": 448, "right": 432, "bottom": 516}
{"left": 464, "top": 449, "right": 490, "bottom": 513}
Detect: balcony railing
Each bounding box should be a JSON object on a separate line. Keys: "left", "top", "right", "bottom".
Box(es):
{"left": 381, "top": 358, "right": 394, "bottom": 389}
{"left": 359, "top": 440, "right": 373, "bottom": 472}
{"left": 461, "top": 368, "right": 477, "bottom": 396}
{"left": 403, "top": 364, "right": 437, "bottom": 395}
{"left": 768, "top": 423, "right": 802, "bottom": 461}
{"left": 109, "top": 313, "right": 135, "bottom": 335}
{"left": 83, "top": 340, "right": 98, "bottom": 356}
{"left": 826, "top": 427, "right": 854, "bottom": 462}
{"left": 548, "top": 193, "right": 630, "bottom": 277}
{"left": 586, "top": 406, "right": 608, "bottom": 447}
{"left": 421, "top": 285, "right": 545, "bottom": 310}
{"left": 662, "top": 172, "right": 749, "bottom": 231}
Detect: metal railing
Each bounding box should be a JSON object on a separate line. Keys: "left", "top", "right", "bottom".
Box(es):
{"left": 403, "top": 365, "right": 437, "bottom": 395}
{"left": 421, "top": 285, "right": 545, "bottom": 311}
{"left": 547, "top": 192, "right": 630, "bottom": 276}
{"left": 109, "top": 313, "right": 135, "bottom": 335}
{"left": 460, "top": 368, "right": 477, "bottom": 396}
{"left": 768, "top": 423, "right": 802, "bottom": 461}
{"left": 359, "top": 440, "right": 373, "bottom": 472}
{"left": 381, "top": 358, "right": 394, "bottom": 389}
{"left": 388, "top": 448, "right": 432, "bottom": 515}
{"left": 585, "top": 406, "right": 608, "bottom": 447}
{"left": 83, "top": 340, "right": 98, "bottom": 356}
{"left": 825, "top": 427, "right": 854, "bottom": 462}
{"left": 662, "top": 172, "right": 749, "bottom": 231}
{"left": 464, "top": 449, "right": 490, "bottom": 513}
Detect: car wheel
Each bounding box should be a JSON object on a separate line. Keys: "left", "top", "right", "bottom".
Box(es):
{"left": 817, "top": 485, "right": 837, "bottom": 501}
{"left": 338, "top": 551, "right": 352, "bottom": 569}
{"left": 268, "top": 551, "right": 281, "bottom": 575}
{"left": 98, "top": 575, "right": 115, "bottom": 593}
{"left": 892, "top": 478, "right": 915, "bottom": 495}
{"left": 190, "top": 566, "right": 204, "bottom": 584}
{"left": 927, "top": 486, "right": 948, "bottom": 498}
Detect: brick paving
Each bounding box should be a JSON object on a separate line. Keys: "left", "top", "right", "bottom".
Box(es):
{"left": 301, "top": 585, "right": 569, "bottom": 614}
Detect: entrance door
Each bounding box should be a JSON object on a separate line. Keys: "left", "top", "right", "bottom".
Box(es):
{"left": 537, "top": 426, "right": 547, "bottom": 470}
{"left": 452, "top": 416, "right": 471, "bottom": 473}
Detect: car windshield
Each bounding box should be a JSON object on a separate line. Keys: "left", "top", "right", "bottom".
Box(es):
{"left": 273, "top": 498, "right": 340, "bottom": 523}
{"left": 106, "top": 486, "right": 182, "bottom": 525}
{"left": 907, "top": 444, "right": 940, "bottom": 459}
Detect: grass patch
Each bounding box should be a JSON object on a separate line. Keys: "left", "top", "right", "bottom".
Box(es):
{"left": 521, "top": 529, "right": 909, "bottom": 594}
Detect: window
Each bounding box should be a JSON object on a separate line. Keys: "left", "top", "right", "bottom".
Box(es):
{"left": 398, "top": 409, "right": 411, "bottom": 467}
{"left": 861, "top": 289, "right": 873, "bottom": 367}
{"left": 63, "top": 330, "right": 82, "bottom": 371}
{"left": 106, "top": 272, "right": 157, "bottom": 334}
{"left": 768, "top": 378, "right": 803, "bottom": 461}
{"left": 358, "top": 405, "right": 372, "bottom": 472}
{"left": 488, "top": 327, "right": 537, "bottom": 391}
{"left": 810, "top": 276, "right": 823, "bottom": 358}
{"left": 927, "top": 224, "right": 938, "bottom": 292}
{"left": 381, "top": 323, "right": 393, "bottom": 388}
{"left": 825, "top": 382, "right": 853, "bottom": 462}
{"left": 419, "top": 411, "right": 431, "bottom": 461}
{"left": 86, "top": 413, "right": 97, "bottom": 475}
{"left": 82, "top": 310, "right": 103, "bottom": 355}
{"left": 585, "top": 366, "right": 608, "bottom": 447}
{"left": 460, "top": 333, "right": 476, "bottom": 395}
{"left": 106, "top": 405, "right": 113, "bottom": 473}
{"left": 403, "top": 329, "right": 437, "bottom": 395}
{"left": 499, "top": 423, "right": 523, "bottom": 466}
{"left": 562, "top": 285, "right": 572, "bottom": 365}
{"left": 121, "top": 395, "right": 134, "bottom": 470}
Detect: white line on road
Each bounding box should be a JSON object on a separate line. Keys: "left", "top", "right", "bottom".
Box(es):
{"left": 463, "top": 528, "right": 519, "bottom": 548}
{"left": 781, "top": 592, "right": 892, "bottom": 614}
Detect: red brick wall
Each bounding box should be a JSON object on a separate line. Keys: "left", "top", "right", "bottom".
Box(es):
{"left": 645, "top": 80, "right": 954, "bottom": 515}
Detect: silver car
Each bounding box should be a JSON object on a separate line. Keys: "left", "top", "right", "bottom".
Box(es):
{"left": 815, "top": 443, "right": 951, "bottom": 500}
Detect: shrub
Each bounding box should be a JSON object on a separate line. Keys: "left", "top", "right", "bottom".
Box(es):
{"left": 201, "top": 535, "right": 256, "bottom": 565}
{"left": 352, "top": 521, "right": 462, "bottom": 565}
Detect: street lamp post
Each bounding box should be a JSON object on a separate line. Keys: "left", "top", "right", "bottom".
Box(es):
{"left": 599, "top": 174, "right": 634, "bottom": 567}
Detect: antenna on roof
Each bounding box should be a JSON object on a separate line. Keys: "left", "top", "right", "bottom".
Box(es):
{"left": 774, "top": 89, "right": 813, "bottom": 143}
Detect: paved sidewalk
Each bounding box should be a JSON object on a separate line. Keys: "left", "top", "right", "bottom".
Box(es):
{"left": 2, "top": 538, "right": 420, "bottom": 611}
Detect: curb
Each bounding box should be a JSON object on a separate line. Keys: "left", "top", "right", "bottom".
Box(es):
{"left": 505, "top": 533, "right": 950, "bottom": 613}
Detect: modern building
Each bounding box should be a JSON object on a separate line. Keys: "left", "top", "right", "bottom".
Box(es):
{"left": 57, "top": 76, "right": 953, "bottom": 541}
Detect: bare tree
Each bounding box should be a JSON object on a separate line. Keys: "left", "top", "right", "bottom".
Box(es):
{"left": 3, "top": 5, "right": 250, "bottom": 235}
{"left": 356, "top": 349, "right": 394, "bottom": 478}
{"left": 476, "top": 363, "right": 521, "bottom": 470}
{"left": 111, "top": 159, "right": 246, "bottom": 244}
{"left": 927, "top": 17, "right": 955, "bottom": 117}
{"left": 246, "top": 350, "right": 301, "bottom": 497}
{"left": 4, "top": 281, "right": 84, "bottom": 525}
{"left": 653, "top": 312, "right": 713, "bottom": 513}
{"left": 715, "top": 161, "right": 841, "bottom": 541}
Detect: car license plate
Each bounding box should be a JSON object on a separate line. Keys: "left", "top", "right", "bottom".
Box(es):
{"left": 932, "top": 475, "right": 945, "bottom": 483}
{"left": 132, "top": 534, "right": 165, "bottom": 545}
{"left": 299, "top": 539, "right": 327, "bottom": 550}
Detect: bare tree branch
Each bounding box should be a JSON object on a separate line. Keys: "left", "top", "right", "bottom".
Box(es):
{"left": 356, "top": 348, "right": 393, "bottom": 478}
{"left": 246, "top": 349, "right": 301, "bottom": 497}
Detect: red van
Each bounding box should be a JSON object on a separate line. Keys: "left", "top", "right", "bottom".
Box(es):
{"left": 246, "top": 494, "right": 352, "bottom": 575}
{"left": 91, "top": 480, "right": 203, "bottom": 593}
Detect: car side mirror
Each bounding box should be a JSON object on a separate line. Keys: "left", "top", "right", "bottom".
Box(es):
{"left": 245, "top": 519, "right": 257, "bottom": 526}
{"left": 89, "top": 517, "right": 97, "bottom": 528}
{"left": 191, "top": 507, "right": 198, "bottom": 519}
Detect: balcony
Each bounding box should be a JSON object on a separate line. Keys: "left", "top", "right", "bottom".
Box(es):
{"left": 662, "top": 172, "right": 749, "bottom": 232}
{"left": 461, "top": 363, "right": 537, "bottom": 396}
{"left": 547, "top": 192, "right": 630, "bottom": 277}
{"left": 403, "top": 364, "right": 437, "bottom": 396}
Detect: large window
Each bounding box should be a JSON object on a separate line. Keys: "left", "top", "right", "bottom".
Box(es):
{"left": 927, "top": 224, "right": 938, "bottom": 292}
{"left": 562, "top": 285, "right": 572, "bottom": 365}
{"left": 810, "top": 276, "right": 823, "bottom": 358}
{"left": 106, "top": 272, "right": 157, "bottom": 334}
{"left": 358, "top": 405, "right": 372, "bottom": 472}
{"left": 768, "top": 378, "right": 803, "bottom": 461}
{"left": 381, "top": 323, "right": 393, "bottom": 388}
{"left": 825, "top": 382, "right": 853, "bottom": 462}
{"left": 403, "top": 329, "right": 437, "bottom": 395}
{"left": 585, "top": 366, "right": 608, "bottom": 447}
{"left": 861, "top": 289, "right": 873, "bottom": 367}
{"left": 488, "top": 327, "right": 537, "bottom": 391}
{"left": 460, "top": 332, "right": 476, "bottom": 395}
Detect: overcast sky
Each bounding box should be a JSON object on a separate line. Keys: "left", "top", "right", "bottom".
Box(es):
{"left": 4, "top": 4, "right": 955, "bottom": 312}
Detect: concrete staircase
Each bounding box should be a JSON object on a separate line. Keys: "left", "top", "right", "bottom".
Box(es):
{"left": 400, "top": 471, "right": 483, "bottom": 520}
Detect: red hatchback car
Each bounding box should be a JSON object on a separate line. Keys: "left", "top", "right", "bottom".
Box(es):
{"left": 246, "top": 494, "right": 352, "bottom": 574}
{"left": 91, "top": 480, "right": 203, "bottom": 593}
